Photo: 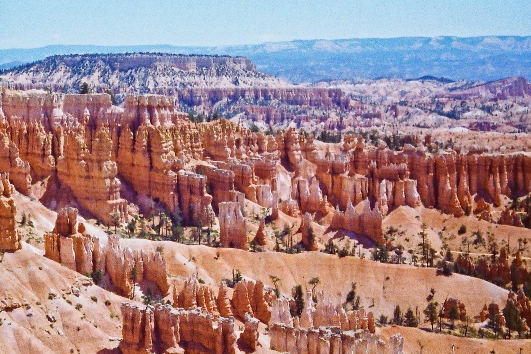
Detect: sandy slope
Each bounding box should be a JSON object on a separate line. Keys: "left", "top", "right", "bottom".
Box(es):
{"left": 0, "top": 246, "right": 125, "bottom": 354}
{"left": 124, "top": 239, "right": 508, "bottom": 319}
{"left": 380, "top": 326, "right": 531, "bottom": 353}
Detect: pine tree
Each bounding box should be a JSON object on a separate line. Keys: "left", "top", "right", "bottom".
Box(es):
{"left": 404, "top": 307, "right": 418, "bottom": 327}
{"left": 424, "top": 302, "right": 438, "bottom": 330}
{"left": 80, "top": 82, "right": 90, "bottom": 94}
{"left": 393, "top": 305, "right": 403, "bottom": 325}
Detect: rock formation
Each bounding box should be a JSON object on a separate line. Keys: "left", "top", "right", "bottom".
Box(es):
{"left": 269, "top": 323, "right": 400, "bottom": 354}
{"left": 0, "top": 173, "right": 21, "bottom": 251}
{"left": 299, "top": 212, "right": 318, "bottom": 251}
{"left": 331, "top": 199, "right": 385, "bottom": 244}
{"left": 173, "top": 273, "right": 218, "bottom": 314}
{"left": 120, "top": 302, "right": 237, "bottom": 354}
{"left": 217, "top": 282, "right": 234, "bottom": 318}
{"left": 239, "top": 313, "right": 260, "bottom": 351}
{"left": 232, "top": 279, "right": 271, "bottom": 324}
{"left": 44, "top": 210, "right": 169, "bottom": 298}
{"left": 252, "top": 217, "right": 267, "bottom": 246}
{"left": 1, "top": 87, "right": 530, "bottom": 254}
{"left": 219, "top": 202, "right": 247, "bottom": 250}
{"left": 269, "top": 290, "right": 377, "bottom": 353}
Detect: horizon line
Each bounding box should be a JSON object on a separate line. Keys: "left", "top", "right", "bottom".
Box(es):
{"left": 2, "top": 34, "right": 531, "bottom": 51}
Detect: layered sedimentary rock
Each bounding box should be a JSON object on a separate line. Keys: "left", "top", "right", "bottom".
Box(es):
{"left": 269, "top": 291, "right": 385, "bottom": 354}
{"left": 2, "top": 88, "right": 531, "bottom": 254}
{"left": 299, "top": 212, "right": 318, "bottom": 251}
{"left": 44, "top": 210, "right": 169, "bottom": 297}
{"left": 0, "top": 173, "right": 21, "bottom": 251}
{"left": 331, "top": 199, "right": 384, "bottom": 244}
{"left": 177, "top": 171, "right": 214, "bottom": 225}
{"left": 219, "top": 202, "right": 247, "bottom": 249}
{"left": 232, "top": 279, "right": 271, "bottom": 324}
{"left": 239, "top": 313, "right": 260, "bottom": 351}
{"left": 217, "top": 282, "right": 234, "bottom": 318}
{"left": 173, "top": 274, "right": 218, "bottom": 314}
{"left": 269, "top": 324, "right": 399, "bottom": 354}
{"left": 44, "top": 207, "right": 99, "bottom": 274}
{"left": 252, "top": 218, "right": 267, "bottom": 246}
{"left": 120, "top": 302, "right": 237, "bottom": 354}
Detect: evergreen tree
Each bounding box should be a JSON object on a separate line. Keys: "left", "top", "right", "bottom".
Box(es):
{"left": 291, "top": 285, "right": 305, "bottom": 317}
{"left": 404, "top": 307, "right": 418, "bottom": 327}
{"left": 424, "top": 302, "right": 439, "bottom": 331}
{"left": 80, "top": 82, "right": 90, "bottom": 94}
{"left": 393, "top": 305, "right": 403, "bottom": 325}
{"left": 503, "top": 301, "right": 524, "bottom": 337}
{"left": 448, "top": 304, "right": 460, "bottom": 329}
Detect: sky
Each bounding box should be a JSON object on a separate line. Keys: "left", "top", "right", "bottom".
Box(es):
{"left": 1, "top": 0, "right": 530, "bottom": 49}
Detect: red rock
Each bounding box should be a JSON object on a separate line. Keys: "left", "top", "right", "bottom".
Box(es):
{"left": 0, "top": 173, "right": 21, "bottom": 251}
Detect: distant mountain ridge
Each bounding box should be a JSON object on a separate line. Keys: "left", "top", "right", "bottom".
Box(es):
{"left": 0, "top": 53, "right": 288, "bottom": 103}
{"left": 1, "top": 36, "right": 531, "bottom": 83}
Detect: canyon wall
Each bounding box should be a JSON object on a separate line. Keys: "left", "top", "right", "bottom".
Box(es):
{"left": 44, "top": 208, "right": 169, "bottom": 298}
{"left": 1, "top": 89, "right": 529, "bottom": 250}
{"left": 120, "top": 302, "right": 237, "bottom": 354}
{"left": 0, "top": 173, "right": 21, "bottom": 251}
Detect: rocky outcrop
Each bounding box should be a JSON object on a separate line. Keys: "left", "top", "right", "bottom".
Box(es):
{"left": 252, "top": 218, "right": 267, "bottom": 246}
{"left": 389, "top": 334, "right": 405, "bottom": 354}
{"left": 498, "top": 208, "right": 524, "bottom": 227}
{"left": 456, "top": 247, "right": 513, "bottom": 284}
{"left": 219, "top": 202, "right": 247, "bottom": 250}
{"left": 120, "top": 302, "right": 237, "bottom": 354}
{"left": 44, "top": 207, "right": 99, "bottom": 273}
{"left": 331, "top": 199, "right": 384, "bottom": 244}
{"left": 269, "top": 298, "right": 293, "bottom": 327}
{"left": 0, "top": 173, "right": 21, "bottom": 251}
{"left": 479, "top": 303, "right": 506, "bottom": 327}
{"left": 173, "top": 274, "right": 218, "bottom": 314}
{"left": 239, "top": 313, "right": 260, "bottom": 351}
{"left": 45, "top": 210, "right": 168, "bottom": 298}
{"left": 299, "top": 212, "right": 318, "bottom": 251}
{"left": 269, "top": 324, "right": 399, "bottom": 354}
{"left": 217, "top": 282, "right": 233, "bottom": 318}
{"left": 1, "top": 87, "right": 530, "bottom": 256}
{"left": 506, "top": 289, "right": 531, "bottom": 331}
{"left": 177, "top": 171, "right": 214, "bottom": 225}
{"left": 232, "top": 280, "right": 271, "bottom": 324}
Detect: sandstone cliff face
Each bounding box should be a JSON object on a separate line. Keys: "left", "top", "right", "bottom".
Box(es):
{"left": 331, "top": 199, "right": 384, "bottom": 244}
{"left": 299, "top": 213, "right": 318, "bottom": 251}
{"left": 120, "top": 302, "right": 236, "bottom": 354}
{"left": 269, "top": 323, "right": 399, "bottom": 354}
{"left": 173, "top": 274, "right": 218, "bottom": 314}
{"left": 44, "top": 210, "right": 169, "bottom": 298}
{"left": 231, "top": 279, "right": 271, "bottom": 324}
{"left": 268, "top": 291, "right": 382, "bottom": 354}
{"left": 239, "top": 313, "right": 259, "bottom": 351}
{"left": 219, "top": 202, "right": 247, "bottom": 250}
{"left": 2, "top": 88, "right": 530, "bottom": 252}
{"left": 0, "top": 173, "right": 21, "bottom": 251}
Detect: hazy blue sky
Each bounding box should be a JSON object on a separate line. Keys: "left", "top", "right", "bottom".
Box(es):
{"left": 1, "top": 0, "right": 530, "bottom": 49}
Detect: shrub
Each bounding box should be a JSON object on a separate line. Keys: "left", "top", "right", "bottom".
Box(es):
{"left": 457, "top": 225, "right": 467, "bottom": 235}
{"left": 91, "top": 269, "right": 103, "bottom": 285}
